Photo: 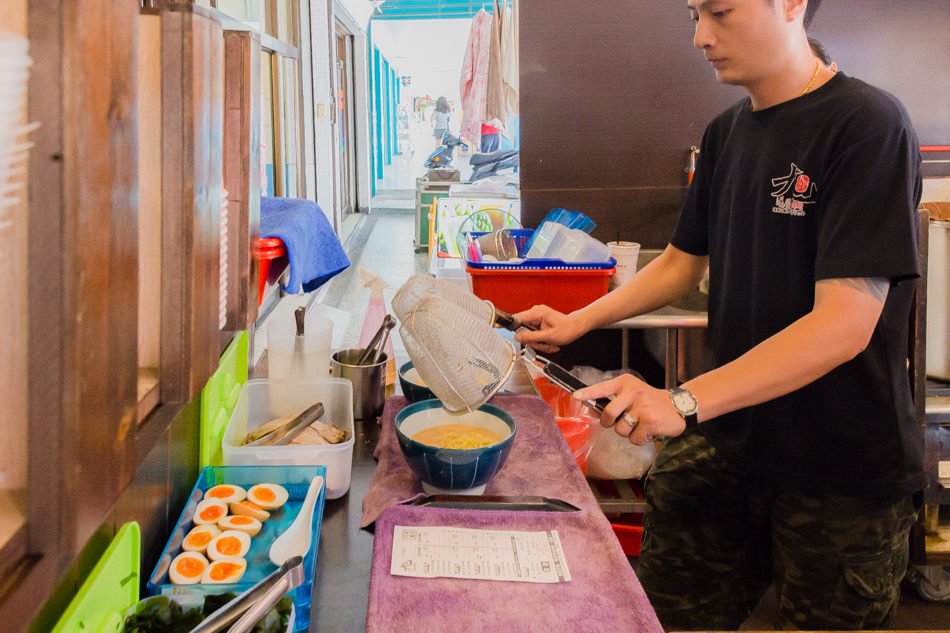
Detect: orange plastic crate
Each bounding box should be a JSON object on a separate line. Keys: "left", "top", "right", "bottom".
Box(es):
{"left": 466, "top": 265, "right": 614, "bottom": 314}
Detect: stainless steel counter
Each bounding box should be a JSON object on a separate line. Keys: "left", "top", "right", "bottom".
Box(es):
{"left": 602, "top": 306, "right": 709, "bottom": 388}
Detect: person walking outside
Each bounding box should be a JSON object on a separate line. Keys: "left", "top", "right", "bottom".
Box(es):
{"left": 515, "top": 0, "right": 923, "bottom": 629}
{"left": 430, "top": 96, "right": 452, "bottom": 150}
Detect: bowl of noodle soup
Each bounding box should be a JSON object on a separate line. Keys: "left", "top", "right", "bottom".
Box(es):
{"left": 398, "top": 360, "right": 436, "bottom": 403}
{"left": 394, "top": 400, "right": 516, "bottom": 495}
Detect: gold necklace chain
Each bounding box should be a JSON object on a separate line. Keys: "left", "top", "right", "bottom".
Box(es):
{"left": 801, "top": 60, "right": 821, "bottom": 96}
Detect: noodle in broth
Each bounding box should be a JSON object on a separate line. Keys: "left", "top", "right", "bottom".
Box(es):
{"left": 411, "top": 424, "right": 503, "bottom": 449}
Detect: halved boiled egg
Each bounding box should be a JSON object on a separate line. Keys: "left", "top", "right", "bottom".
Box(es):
{"left": 246, "top": 483, "right": 289, "bottom": 510}
{"left": 203, "top": 484, "right": 246, "bottom": 505}
{"left": 201, "top": 557, "right": 247, "bottom": 584}
{"left": 193, "top": 498, "right": 228, "bottom": 525}
{"left": 230, "top": 500, "right": 270, "bottom": 522}
{"left": 218, "top": 515, "right": 262, "bottom": 537}
{"left": 182, "top": 524, "right": 221, "bottom": 553}
{"left": 206, "top": 529, "right": 251, "bottom": 561}
{"left": 169, "top": 551, "right": 209, "bottom": 585}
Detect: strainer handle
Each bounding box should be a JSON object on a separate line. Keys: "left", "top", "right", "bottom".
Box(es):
{"left": 492, "top": 309, "right": 539, "bottom": 332}
{"left": 537, "top": 357, "right": 612, "bottom": 414}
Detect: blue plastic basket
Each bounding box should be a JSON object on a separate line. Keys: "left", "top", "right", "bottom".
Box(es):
{"left": 147, "top": 465, "right": 326, "bottom": 631}
{"left": 465, "top": 229, "right": 616, "bottom": 270}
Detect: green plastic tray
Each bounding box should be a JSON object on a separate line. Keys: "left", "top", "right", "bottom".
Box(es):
{"left": 50, "top": 522, "right": 140, "bottom": 633}
{"left": 200, "top": 331, "right": 249, "bottom": 468}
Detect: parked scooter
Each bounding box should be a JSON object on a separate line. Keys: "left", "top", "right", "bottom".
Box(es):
{"left": 424, "top": 132, "right": 463, "bottom": 169}
{"left": 468, "top": 149, "right": 519, "bottom": 183}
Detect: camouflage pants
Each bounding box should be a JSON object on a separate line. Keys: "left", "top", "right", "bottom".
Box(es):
{"left": 636, "top": 430, "right": 918, "bottom": 631}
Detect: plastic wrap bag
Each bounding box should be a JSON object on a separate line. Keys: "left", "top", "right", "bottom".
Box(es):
{"left": 531, "top": 365, "right": 657, "bottom": 480}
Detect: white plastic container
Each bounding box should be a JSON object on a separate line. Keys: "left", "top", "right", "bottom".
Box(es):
{"left": 222, "top": 379, "right": 354, "bottom": 499}
{"left": 267, "top": 313, "right": 333, "bottom": 382}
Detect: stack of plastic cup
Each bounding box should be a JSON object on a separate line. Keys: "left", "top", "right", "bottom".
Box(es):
{"left": 0, "top": 31, "right": 37, "bottom": 237}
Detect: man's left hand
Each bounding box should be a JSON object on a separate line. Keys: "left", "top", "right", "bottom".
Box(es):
{"left": 573, "top": 374, "right": 687, "bottom": 445}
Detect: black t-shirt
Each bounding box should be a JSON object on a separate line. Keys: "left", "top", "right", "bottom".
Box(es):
{"left": 671, "top": 73, "right": 925, "bottom": 499}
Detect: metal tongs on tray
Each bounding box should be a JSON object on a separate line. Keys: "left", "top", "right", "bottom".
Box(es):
{"left": 244, "top": 402, "right": 325, "bottom": 447}
{"left": 189, "top": 556, "right": 305, "bottom": 633}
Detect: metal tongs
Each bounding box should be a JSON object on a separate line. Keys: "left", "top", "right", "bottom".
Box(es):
{"left": 522, "top": 346, "right": 656, "bottom": 439}
{"left": 356, "top": 314, "right": 395, "bottom": 365}
{"left": 245, "top": 402, "right": 325, "bottom": 447}
{"left": 189, "top": 556, "right": 305, "bottom": 633}
{"left": 521, "top": 346, "right": 611, "bottom": 414}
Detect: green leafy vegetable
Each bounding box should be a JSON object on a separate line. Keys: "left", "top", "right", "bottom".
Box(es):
{"left": 123, "top": 599, "right": 203, "bottom": 633}
{"left": 123, "top": 594, "right": 293, "bottom": 633}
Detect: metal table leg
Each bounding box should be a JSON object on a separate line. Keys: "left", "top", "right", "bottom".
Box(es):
{"left": 666, "top": 328, "right": 678, "bottom": 389}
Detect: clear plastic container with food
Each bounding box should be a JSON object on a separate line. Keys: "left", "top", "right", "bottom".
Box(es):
{"left": 222, "top": 379, "right": 354, "bottom": 499}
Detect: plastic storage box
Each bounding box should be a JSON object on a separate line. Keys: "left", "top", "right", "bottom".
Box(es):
{"left": 465, "top": 229, "right": 615, "bottom": 314}
{"left": 222, "top": 379, "right": 354, "bottom": 499}
{"left": 147, "top": 465, "right": 326, "bottom": 631}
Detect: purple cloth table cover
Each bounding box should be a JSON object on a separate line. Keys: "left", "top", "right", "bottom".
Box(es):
{"left": 361, "top": 395, "right": 601, "bottom": 529}
{"left": 367, "top": 504, "right": 663, "bottom": 633}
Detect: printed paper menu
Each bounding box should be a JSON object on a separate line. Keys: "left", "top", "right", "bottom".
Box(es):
{"left": 390, "top": 525, "right": 571, "bottom": 583}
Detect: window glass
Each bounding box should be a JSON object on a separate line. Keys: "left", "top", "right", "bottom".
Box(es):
{"left": 214, "top": 0, "right": 264, "bottom": 32}
{"left": 281, "top": 57, "right": 299, "bottom": 198}
{"left": 263, "top": 0, "right": 297, "bottom": 47}
{"left": 261, "top": 51, "right": 276, "bottom": 197}
{"left": 0, "top": 19, "right": 30, "bottom": 558}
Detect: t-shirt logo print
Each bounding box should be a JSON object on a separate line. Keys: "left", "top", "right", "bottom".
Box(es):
{"left": 770, "top": 163, "right": 817, "bottom": 217}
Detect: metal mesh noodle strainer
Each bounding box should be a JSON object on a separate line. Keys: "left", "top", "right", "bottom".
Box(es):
{"left": 400, "top": 294, "right": 519, "bottom": 413}
{"left": 392, "top": 274, "right": 536, "bottom": 331}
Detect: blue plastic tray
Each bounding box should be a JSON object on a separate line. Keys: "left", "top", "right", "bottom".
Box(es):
{"left": 465, "top": 229, "right": 616, "bottom": 270}
{"left": 146, "top": 465, "right": 326, "bottom": 631}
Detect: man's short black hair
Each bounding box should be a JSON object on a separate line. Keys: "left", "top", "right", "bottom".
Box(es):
{"left": 808, "top": 38, "right": 832, "bottom": 65}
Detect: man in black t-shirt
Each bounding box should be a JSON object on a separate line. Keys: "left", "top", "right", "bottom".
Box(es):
{"left": 515, "top": 0, "right": 923, "bottom": 630}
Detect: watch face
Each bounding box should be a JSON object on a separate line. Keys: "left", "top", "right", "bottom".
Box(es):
{"left": 672, "top": 390, "right": 698, "bottom": 415}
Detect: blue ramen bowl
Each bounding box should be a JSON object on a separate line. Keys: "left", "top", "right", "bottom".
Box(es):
{"left": 394, "top": 400, "right": 517, "bottom": 495}
{"left": 397, "top": 360, "right": 436, "bottom": 403}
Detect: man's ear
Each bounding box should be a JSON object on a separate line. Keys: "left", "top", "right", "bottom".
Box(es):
{"left": 782, "top": 0, "right": 808, "bottom": 24}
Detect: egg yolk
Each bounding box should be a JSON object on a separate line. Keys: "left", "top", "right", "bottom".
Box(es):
{"left": 216, "top": 536, "right": 244, "bottom": 556}
{"left": 243, "top": 501, "right": 263, "bottom": 511}
{"left": 176, "top": 557, "right": 205, "bottom": 578}
{"left": 200, "top": 506, "right": 225, "bottom": 522}
{"left": 187, "top": 532, "right": 213, "bottom": 547}
{"left": 229, "top": 516, "right": 253, "bottom": 525}
{"left": 208, "top": 486, "right": 235, "bottom": 499}
{"left": 253, "top": 487, "right": 276, "bottom": 503}
{"left": 210, "top": 562, "right": 242, "bottom": 582}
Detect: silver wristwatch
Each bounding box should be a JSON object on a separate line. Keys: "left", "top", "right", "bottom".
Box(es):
{"left": 668, "top": 386, "right": 699, "bottom": 428}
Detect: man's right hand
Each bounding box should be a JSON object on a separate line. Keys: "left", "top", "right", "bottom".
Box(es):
{"left": 512, "top": 305, "right": 588, "bottom": 354}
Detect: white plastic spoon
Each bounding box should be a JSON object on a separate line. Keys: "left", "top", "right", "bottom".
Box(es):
{"left": 269, "top": 475, "right": 324, "bottom": 566}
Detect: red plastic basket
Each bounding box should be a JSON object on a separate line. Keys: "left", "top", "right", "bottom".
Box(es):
{"left": 255, "top": 237, "right": 286, "bottom": 306}
{"left": 466, "top": 266, "right": 614, "bottom": 314}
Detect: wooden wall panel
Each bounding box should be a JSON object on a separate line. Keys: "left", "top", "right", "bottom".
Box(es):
{"left": 222, "top": 29, "right": 262, "bottom": 343}
{"left": 59, "top": 0, "right": 140, "bottom": 557}
{"left": 520, "top": 1, "right": 950, "bottom": 248}
{"left": 160, "top": 6, "right": 224, "bottom": 402}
